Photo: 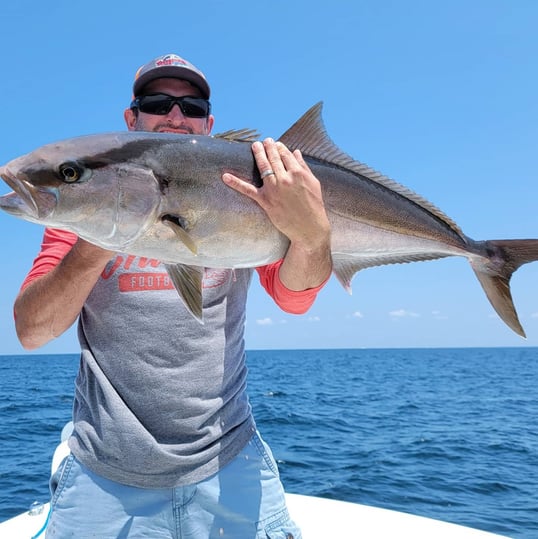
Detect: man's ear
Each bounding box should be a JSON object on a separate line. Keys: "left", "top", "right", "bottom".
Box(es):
{"left": 205, "top": 114, "right": 215, "bottom": 135}
{"left": 124, "top": 108, "right": 137, "bottom": 131}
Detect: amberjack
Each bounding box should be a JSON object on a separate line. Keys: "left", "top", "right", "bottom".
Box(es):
{"left": 1, "top": 103, "right": 537, "bottom": 334}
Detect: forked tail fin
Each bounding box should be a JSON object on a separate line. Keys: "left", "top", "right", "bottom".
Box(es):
{"left": 472, "top": 239, "right": 538, "bottom": 337}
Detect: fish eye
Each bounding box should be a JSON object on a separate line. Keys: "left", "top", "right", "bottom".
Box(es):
{"left": 59, "top": 162, "right": 85, "bottom": 183}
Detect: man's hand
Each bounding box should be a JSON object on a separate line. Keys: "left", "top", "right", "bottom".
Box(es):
{"left": 222, "top": 138, "right": 332, "bottom": 291}
{"left": 222, "top": 138, "right": 330, "bottom": 250}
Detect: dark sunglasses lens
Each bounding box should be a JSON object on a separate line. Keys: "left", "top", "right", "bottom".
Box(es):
{"left": 138, "top": 95, "right": 173, "bottom": 115}
{"left": 179, "top": 97, "right": 210, "bottom": 118}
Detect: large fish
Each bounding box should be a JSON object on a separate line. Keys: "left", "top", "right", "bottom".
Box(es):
{"left": 1, "top": 103, "right": 537, "bottom": 334}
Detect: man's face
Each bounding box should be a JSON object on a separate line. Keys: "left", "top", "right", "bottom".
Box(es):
{"left": 124, "top": 78, "right": 214, "bottom": 135}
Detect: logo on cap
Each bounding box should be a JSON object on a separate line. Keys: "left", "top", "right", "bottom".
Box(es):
{"left": 155, "top": 54, "right": 188, "bottom": 68}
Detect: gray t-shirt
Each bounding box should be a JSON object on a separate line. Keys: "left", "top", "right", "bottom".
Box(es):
{"left": 68, "top": 254, "right": 256, "bottom": 488}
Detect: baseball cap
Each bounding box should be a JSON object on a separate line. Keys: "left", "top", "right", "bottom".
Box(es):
{"left": 132, "top": 53, "right": 210, "bottom": 99}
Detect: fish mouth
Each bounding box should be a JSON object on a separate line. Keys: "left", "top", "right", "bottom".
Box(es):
{"left": 0, "top": 165, "right": 44, "bottom": 219}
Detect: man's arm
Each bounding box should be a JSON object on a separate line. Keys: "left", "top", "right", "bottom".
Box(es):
{"left": 14, "top": 239, "right": 114, "bottom": 350}
{"left": 222, "top": 138, "right": 332, "bottom": 291}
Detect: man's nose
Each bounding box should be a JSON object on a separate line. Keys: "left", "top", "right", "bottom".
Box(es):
{"left": 166, "top": 103, "right": 185, "bottom": 120}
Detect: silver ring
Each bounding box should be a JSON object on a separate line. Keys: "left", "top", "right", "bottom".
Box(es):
{"left": 260, "top": 169, "right": 275, "bottom": 179}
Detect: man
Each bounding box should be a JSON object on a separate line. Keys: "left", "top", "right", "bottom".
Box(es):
{"left": 14, "top": 53, "right": 331, "bottom": 538}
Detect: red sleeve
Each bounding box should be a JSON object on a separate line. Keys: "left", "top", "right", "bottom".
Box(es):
{"left": 20, "top": 228, "right": 78, "bottom": 291}
{"left": 256, "top": 259, "right": 329, "bottom": 314}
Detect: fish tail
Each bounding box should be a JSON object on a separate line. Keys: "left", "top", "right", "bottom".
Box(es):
{"left": 472, "top": 239, "right": 538, "bottom": 338}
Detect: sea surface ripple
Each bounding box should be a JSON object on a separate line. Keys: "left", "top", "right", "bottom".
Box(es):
{"left": 0, "top": 347, "right": 536, "bottom": 538}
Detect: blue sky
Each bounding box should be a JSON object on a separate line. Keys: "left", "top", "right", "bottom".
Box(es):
{"left": 1, "top": 0, "right": 537, "bottom": 354}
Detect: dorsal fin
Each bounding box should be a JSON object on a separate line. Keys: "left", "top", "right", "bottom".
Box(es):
{"left": 214, "top": 128, "right": 260, "bottom": 143}
{"left": 278, "top": 102, "right": 345, "bottom": 162}
{"left": 279, "top": 102, "right": 463, "bottom": 237}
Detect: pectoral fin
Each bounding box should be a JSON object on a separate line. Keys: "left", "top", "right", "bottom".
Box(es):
{"left": 165, "top": 263, "right": 204, "bottom": 323}
{"left": 162, "top": 214, "right": 198, "bottom": 255}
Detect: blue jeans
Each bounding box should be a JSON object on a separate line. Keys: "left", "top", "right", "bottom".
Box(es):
{"left": 45, "top": 432, "right": 301, "bottom": 538}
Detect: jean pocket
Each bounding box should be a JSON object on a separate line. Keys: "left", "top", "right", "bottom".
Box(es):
{"left": 50, "top": 454, "right": 75, "bottom": 507}
{"left": 251, "top": 432, "right": 280, "bottom": 478}
{"left": 260, "top": 508, "right": 302, "bottom": 539}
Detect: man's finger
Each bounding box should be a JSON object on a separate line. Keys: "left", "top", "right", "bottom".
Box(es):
{"left": 222, "top": 173, "right": 260, "bottom": 201}
{"left": 262, "top": 138, "right": 286, "bottom": 175}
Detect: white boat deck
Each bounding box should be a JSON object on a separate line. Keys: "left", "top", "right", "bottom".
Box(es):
{"left": 287, "top": 493, "right": 510, "bottom": 538}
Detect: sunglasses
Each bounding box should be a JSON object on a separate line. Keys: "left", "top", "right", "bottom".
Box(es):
{"left": 130, "top": 94, "right": 211, "bottom": 117}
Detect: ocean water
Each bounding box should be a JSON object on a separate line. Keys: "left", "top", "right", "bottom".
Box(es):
{"left": 0, "top": 348, "right": 536, "bottom": 538}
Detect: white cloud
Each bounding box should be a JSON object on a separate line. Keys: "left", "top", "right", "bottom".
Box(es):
{"left": 255, "top": 317, "right": 287, "bottom": 326}
{"left": 308, "top": 316, "right": 321, "bottom": 322}
{"left": 389, "top": 309, "right": 419, "bottom": 318}
{"left": 432, "top": 310, "right": 448, "bottom": 320}
{"left": 353, "top": 311, "right": 364, "bottom": 319}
